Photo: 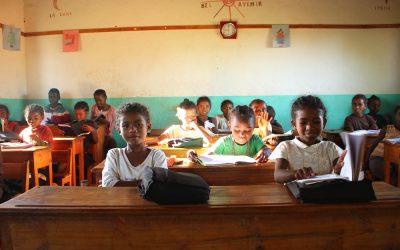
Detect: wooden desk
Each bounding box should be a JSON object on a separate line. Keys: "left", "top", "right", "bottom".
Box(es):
{"left": 91, "top": 159, "right": 275, "bottom": 186}
{"left": 171, "top": 161, "right": 275, "bottom": 185}
{"left": 1, "top": 146, "right": 52, "bottom": 187}
{"left": 384, "top": 141, "right": 400, "bottom": 186}
{"left": 1, "top": 183, "right": 400, "bottom": 249}
{"left": 151, "top": 145, "right": 209, "bottom": 158}
{"left": 53, "top": 137, "right": 85, "bottom": 186}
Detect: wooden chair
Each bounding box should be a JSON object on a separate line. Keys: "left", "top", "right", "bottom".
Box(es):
{"left": 1, "top": 161, "right": 30, "bottom": 192}
{"left": 52, "top": 149, "right": 74, "bottom": 186}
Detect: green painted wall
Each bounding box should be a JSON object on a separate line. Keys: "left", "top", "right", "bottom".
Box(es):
{"left": 1, "top": 94, "right": 399, "bottom": 147}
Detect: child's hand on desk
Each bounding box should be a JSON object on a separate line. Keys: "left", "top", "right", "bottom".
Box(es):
{"left": 82, "top": 124, "right": 95, "bottom": 133}
{"left": 294, "top": 167, "right": 316, "bottom": 180}
{"left": 29, "top": 134, "right": 46, "bottom": 146}
{"left": 255, "top": 147, "right": 272, "bottom": 163}
{"left": 333, "top": 150, "right": 347, "bottom": 175}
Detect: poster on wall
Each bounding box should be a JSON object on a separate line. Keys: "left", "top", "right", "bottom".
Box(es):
{"left": 63, "top": 30, "right": 80, "bottom": 52}
{"left": 2, "top": 25, "right": 21, "bottom": 51}
{"left": 272, "top": 25, "right": 290, "bottom": 48}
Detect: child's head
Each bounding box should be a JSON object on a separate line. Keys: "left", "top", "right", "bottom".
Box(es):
{"left": 0, "top": 104, "right": 10, "bottom": 120}
{"left": 93, "top": 89, "right": 108, "bottom": 110}
{"left": 196, "top": 96, "right": 212, "bottom": 118}
{"left": 229, "top": 105, "right": 255, "bottom": 145}
{"left": 116, "top": 102, "right": 151, "bottom": 146}
{"left": 367, "top": 95, "right": 381, "bottom": 115}
{"left": 351, "top": 94, "right": 367, "bottom": 116}
{"left": 266, "top": 106, "right": 276, "bottom": 121}
{"left": 249, "top": 99, "right": 267, "bottom": 117}
{"left": 176, "top": 99, "right": 197, "bottom": 127}
{"left": 24, "top": 104, "right": 45, "bottom": 129}
{"left": 48, "top": 88, "right": 61, "bottom": 105}
{"left": 291, "top": 95, "right": 327, "bottom": 145}
{"left": 221, "top": 100, "right": 233, "bottom": 118}
{"left": 74, "top": 101, "right": 89, "bottom": 122}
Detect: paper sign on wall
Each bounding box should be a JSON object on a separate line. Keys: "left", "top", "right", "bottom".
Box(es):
{"left": 272, "top": 25, "right": 290, "bottom": 48}
{"left": 2, "top": 25, "right": 21, "bottom": 51}
{"left": 63, "top": 30, "right": 80, "bottom": 52}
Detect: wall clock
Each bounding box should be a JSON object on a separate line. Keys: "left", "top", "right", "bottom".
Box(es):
{"left": 220, "top": 21, "right": 237, "bottom": 39}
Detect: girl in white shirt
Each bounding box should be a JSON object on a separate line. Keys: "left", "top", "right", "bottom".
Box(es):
{"left": 270, "top": 95, "right": 346, "bottom": 183}
{"left": 102, "top": 102, "right": 167, "bottom": 187}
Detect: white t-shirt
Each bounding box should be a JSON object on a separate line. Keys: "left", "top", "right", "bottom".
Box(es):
{"left": 163, "top": 125, "right": 203, "bottom": 139}
{"left": 269, "top": 137, "right": 342, "bottom": 175}
{"left": 215, "top": 114, "right": 229, "bottom": 130}
{"left": 102, "top": 148, "right": 167, "bottom": 187}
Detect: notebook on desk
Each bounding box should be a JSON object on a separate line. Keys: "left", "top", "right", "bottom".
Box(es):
{"left": 0, "top": 131, "right": 20, "bottom": 142}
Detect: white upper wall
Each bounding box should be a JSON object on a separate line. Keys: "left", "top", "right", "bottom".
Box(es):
{"left": 0, "top": 0, "right": 26, "bottom": 99}
{"left": 22, "top": 0, "right": 400, "bottom": 98}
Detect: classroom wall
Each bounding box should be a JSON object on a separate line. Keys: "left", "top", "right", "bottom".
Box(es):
{"left": 1, "top": 0, "right": 399, "bottom": 146}
{"left": 0, "top": 0, "right": 26, "bottom": 120}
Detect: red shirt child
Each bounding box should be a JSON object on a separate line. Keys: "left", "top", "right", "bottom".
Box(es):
{"left": 19, "top": 104, "right": 53, "bottom": 146}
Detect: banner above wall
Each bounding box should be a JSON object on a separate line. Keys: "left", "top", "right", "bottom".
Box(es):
{"left": 2, "top": 25, "right": 21, "bottom": 51}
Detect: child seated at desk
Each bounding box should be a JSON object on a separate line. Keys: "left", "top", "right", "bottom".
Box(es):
{"left": 367, "top": 95, "right": 388, "bottom": 129}
{"left": 270, "top": 95, "right": 345, "bottom": 183}
{"left": 266, "top": 106, "right": 284, "bottom": 134}
{"left": 343, "top": 94, "right": 378, "bottom": 132}
{"left": 369, "top": 105, "right": 400, "bottom": 183}
{"left": 102, "top": 102, "right": 167, "bottom": 187}
{"left": 196, "top": 96, "right": 218, "bottom": 134}
{"left": 215, "top": 99, "right": 233, "bottom": 132}
{"left": 158, "top": 99, "right": 216, "bottom": 144}
{"left": 19, "top": 104, "right": 53, "bottom": 146}
{"left": 43, "top": 88, "right": 71, "bottom": 125}
{"left": 0, "top": 104, "right": 19, "bottom": 132}
{"left": 208, "top": 105, "right": 271, "bottom": 163}
{"left": 91, "top": 89, "right": 117, "bottom": 153}
{"left": 72, "top": 101, "right": 99, "bottom": 172}
{"left": 249, "top": 99, "right": 272, "bottom": 139}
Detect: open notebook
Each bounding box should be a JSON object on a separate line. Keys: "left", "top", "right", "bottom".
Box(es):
{"left": 198, "top": 155, "right": 256, "bottom": 166}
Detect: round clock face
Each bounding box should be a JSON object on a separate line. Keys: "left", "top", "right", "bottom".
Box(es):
{"left": 221, "top": 22, "right": 237, "bottom": 38}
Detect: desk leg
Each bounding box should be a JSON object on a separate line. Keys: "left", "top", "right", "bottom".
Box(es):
{"left": 384, "top": 159, "right": 391, "bottom": 184}
{"left": 30, "top": 163, "right": 39, "bottom": 187}
{"left": 47, "top": 162, "right": 53, "bottom": 186}
{"left": 79, "top": 153, "right": 84, "bottom": 184}
{"left": 398, "top": 158, "right": 400, "bottom": 187}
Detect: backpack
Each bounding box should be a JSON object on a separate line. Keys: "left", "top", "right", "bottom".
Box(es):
{"left": 138, "top": 166, "right": 210, "bottom": 205}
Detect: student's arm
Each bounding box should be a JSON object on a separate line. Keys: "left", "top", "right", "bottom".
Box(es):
{"left": 153, "top": 149, "right": 168, "bottom": 169}
{"left": 367, "top": 116, "right": 379, "bottom": 130}
{"left": 343, "top": 117, "right": 354, "bottom": 132}
{"left": 157, "top": 133, "right": 169, "bottom": 144}
{"left": 331, "top": 150, "right": 347, "bottom": 174}
{"left": 82, "top": 125, "right": 98, "bottom": 144}
{"left": 274, "top": 158, "right": 296, "bottom": 183}
{"left": 257, "top": 112, "right": 273, "bottom": 138}
{"left": 192, "top": 122, "right": 218, "bottom": 144}
{"left": 113, "top": 180, "right": 141, "bottom": 187}
{"left": 210, "top": 117, "right": 218, "bottom": 134}
{"left": 102, "top": 150, "right": 121, "bottom": 187}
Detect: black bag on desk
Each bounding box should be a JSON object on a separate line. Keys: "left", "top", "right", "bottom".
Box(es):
{"left": 138, "top": 166, "right": 210, "bottom": 205}
{"left": 286, "top": 179, "right": 376, "bottom": 203}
